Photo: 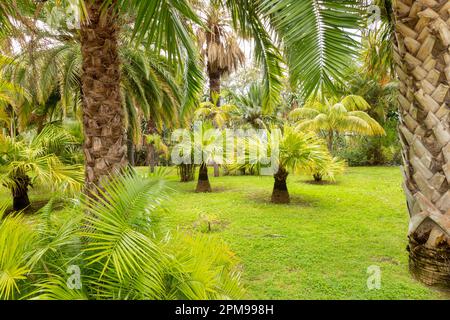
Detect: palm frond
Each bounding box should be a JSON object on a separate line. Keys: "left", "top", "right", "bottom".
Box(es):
{"left": 261, "top": 0, "right": 362, "bottom": 97}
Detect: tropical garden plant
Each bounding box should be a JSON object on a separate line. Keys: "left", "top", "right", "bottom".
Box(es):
{"left": 289, "top": 95, "right": 386, "bottom": 152}
{"left": 0, "top": 171, "right": 244, "bottom": 300}
{"left": 236, "top": 126, "right": 329, "bottom": 203}
{"left": 0, "top": 0, "right": 447, "bottom": 296}
{"left": 0, "top": 125, "right": 83, "bottom": 211}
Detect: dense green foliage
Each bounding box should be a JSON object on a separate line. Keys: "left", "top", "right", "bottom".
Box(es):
{"left": 0, "top": 171, "right": 243, "bottom": 300}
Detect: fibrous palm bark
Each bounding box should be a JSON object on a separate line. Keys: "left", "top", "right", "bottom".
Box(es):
{"left": 271, "top": 167, "right": 289, "bottom": 204}
{"left": 81, "top": 0, "right": 127, "bottom": 193}
{"left": 196, "top": 163, "right": 212, "bottom": 192}
{"left": 394, "top": 0, "right": 450, "bottom": 289}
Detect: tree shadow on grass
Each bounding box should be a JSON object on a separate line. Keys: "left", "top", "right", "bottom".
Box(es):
{"left": 246, "top": 191, "right": 318, "bottom": 208}
{"left": 301, "top": 180, "right": 341, "bottom": 186}
{"left": 184, "top": 185, "right": 232, "bottom": 194}
{"left": 5, "top": 199, "right": 65, "bottom": 216}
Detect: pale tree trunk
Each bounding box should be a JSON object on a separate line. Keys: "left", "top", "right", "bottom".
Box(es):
{"left": 80, "top": 0, "right": 127, "bottom": 194}
{"left": 394, "top": 0, "right": 450, "bottom": 289}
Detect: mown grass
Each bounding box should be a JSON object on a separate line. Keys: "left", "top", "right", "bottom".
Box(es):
{"left": 151, "top": 166, "right": 444, "bottom": 300}
{"left": 0, "top": 166, "right": 444, "bottom": 299}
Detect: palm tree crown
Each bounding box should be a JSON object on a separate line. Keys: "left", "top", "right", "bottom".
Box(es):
{"left": 289, "top": 95, "right": 385, "bottom": 151}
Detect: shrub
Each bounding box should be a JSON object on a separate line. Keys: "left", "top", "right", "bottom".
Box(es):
{"left": 0, "top": 172, "right": 244, "bottom": 300}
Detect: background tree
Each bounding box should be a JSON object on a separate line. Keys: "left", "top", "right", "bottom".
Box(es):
{"left": 194, "top": 92, "right": 238, "bottom": 128}
{"left": 196, "top": 3, "right": 245, "bottom": 103}
{"left": 0, "top": 125, "right": 83, "bottom": 210}
{"left": 289, "top": 95, "right": 386, "bottom": 152}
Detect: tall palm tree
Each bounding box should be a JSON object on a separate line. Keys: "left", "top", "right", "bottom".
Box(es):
{"left": 3, "top": 0, "right": 363, "bottom": 192}
{"left": 289, "top": 95, "right": 386, "bottom": 152}
{"left": 196, "top": 3, "right": 245, "bottom": 103}
{"left": 8, "top": 0, "right": 202, "bottom": 194}
{"left": 393, "top": 1, "right": 450, "bottom": 288}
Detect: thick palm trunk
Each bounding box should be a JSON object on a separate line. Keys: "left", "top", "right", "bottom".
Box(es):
{"left": 394, "top": 1, "right": 450, "bottom": 289}
{"left": 126, "top": 128, "right": 135, "bottom": 166}
{"left": 271, "top": 167, "right": 289, "bottom": 204}
{"left": 206, "top": 22, "right": 222, "bottom": 103}
{"left": 313, "top": 173, "right": 323, "bottom": 182}
{"left": 208, "top": 68, "right": 221, "bottom": 101}
{"left": 80, "top": 0, "right": 127, "bottom": 194}
{"left": 11, "top": 171, "right": 31, "bottom": 211}
{"left": 196, "top": 163, "right": 212, "bottom": 192}
{"left": 208, "top": 67, "right": 221, "bottom": 177}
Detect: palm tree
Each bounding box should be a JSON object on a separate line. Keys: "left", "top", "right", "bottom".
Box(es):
{"left": 15, "top": 0, "right": 203, "bottom": 194}
{"left": 240, "top": 126, "right": 329, "bottom": 203}
{"left": 2, "top": 0, "right": 363, "bottom": 193}
{"left": 393, "top": 1, "right": 450, "bottom": 288}
{"left": 174, "top": 122, "right": 223, "bottom": 192}
{"left": 196, "top": 3, "right": 245, "bottom": 103}
{"left": 229, "top": 82, "right": 278, "bottom": 129}
{"left": 0, "top": 173, "right": 244, "bottom": 300}
{"left": 0, "top": 125, "right": 83, "bottom": 211}
{"left": 341, "top": 70, "right": 399, "bottom": 164}
{"left": 289, "top": 95, "right": 386, "bottom": 152}
{"left": 309, "top": 155, "right": 346, "bottom": 183}
{"left": 194, "top": 92, "right": 238, "bottom": 128}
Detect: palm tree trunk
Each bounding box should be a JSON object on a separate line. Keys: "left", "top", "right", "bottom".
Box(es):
{"left": 148, "top": 143, "right": 156, "bottom": 173}
{"left": 208, "top": 68, "right": 221, "bottom": 102}
{"left": 206, "top": 21, "right": 222, "bottom": 104}
{"left": 327, "top": 130, "right": 334, "bottom": 153}
{"left": 394, "top": 1, "right": 450, "bottom": 289}
{"left": 196, "top": 162, "right": 212, "bottom": 192}
{"left": 126, "top": 137, "right": 135, "bottom": 166}
{"left": 146, "top": 119, "right": 158, "bottom": 173}
{"left": 179, "top": 164, "right": 195, "bottom": 182}
{"left": 80, "top": 0, "right": 127, "bottom": 194}
{"left": 208, "top": 66, "right": 221, "bottom": 177}
{"left": 313, "top": 173, "right": 323, "bottom": 182}
{"left": 271, "top": 167, "right": 289, "bottom": 204}
{"left": 11, "top": 170, "right": 31, "bottom": 211}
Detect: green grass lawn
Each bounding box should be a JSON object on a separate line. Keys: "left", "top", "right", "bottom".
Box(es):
{"left": 0, "top": 166, "right": 444, "bottom": 299}
{"left": 154, "top": 166, "right": 444, "bottom": 300}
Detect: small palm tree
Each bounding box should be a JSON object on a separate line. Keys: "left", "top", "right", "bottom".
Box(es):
{"left": 309, "top": 155, "right": 346, "bottom": 183}
{"left": 240, "top": 126, "right": 329, "bottom": 204}
{"left": 289, "top": 95, "right": 385, "bottom": 152}
{"left": 0, "top": 125, "right": 83, "bottom": 211}
{"left": 230, "top": 82, "right": 278, "bottom": 129}
{"left": 173, "top": 122, "right": 223, "bottom": 192}
{"left": 192, "top": 122, "right": 223, "bottom": 193}
{"left": 194, "top": 93, "right": 238, "bottom": 128}
{"left": 0, "top": 172, "right": 244, "bottom": 300}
